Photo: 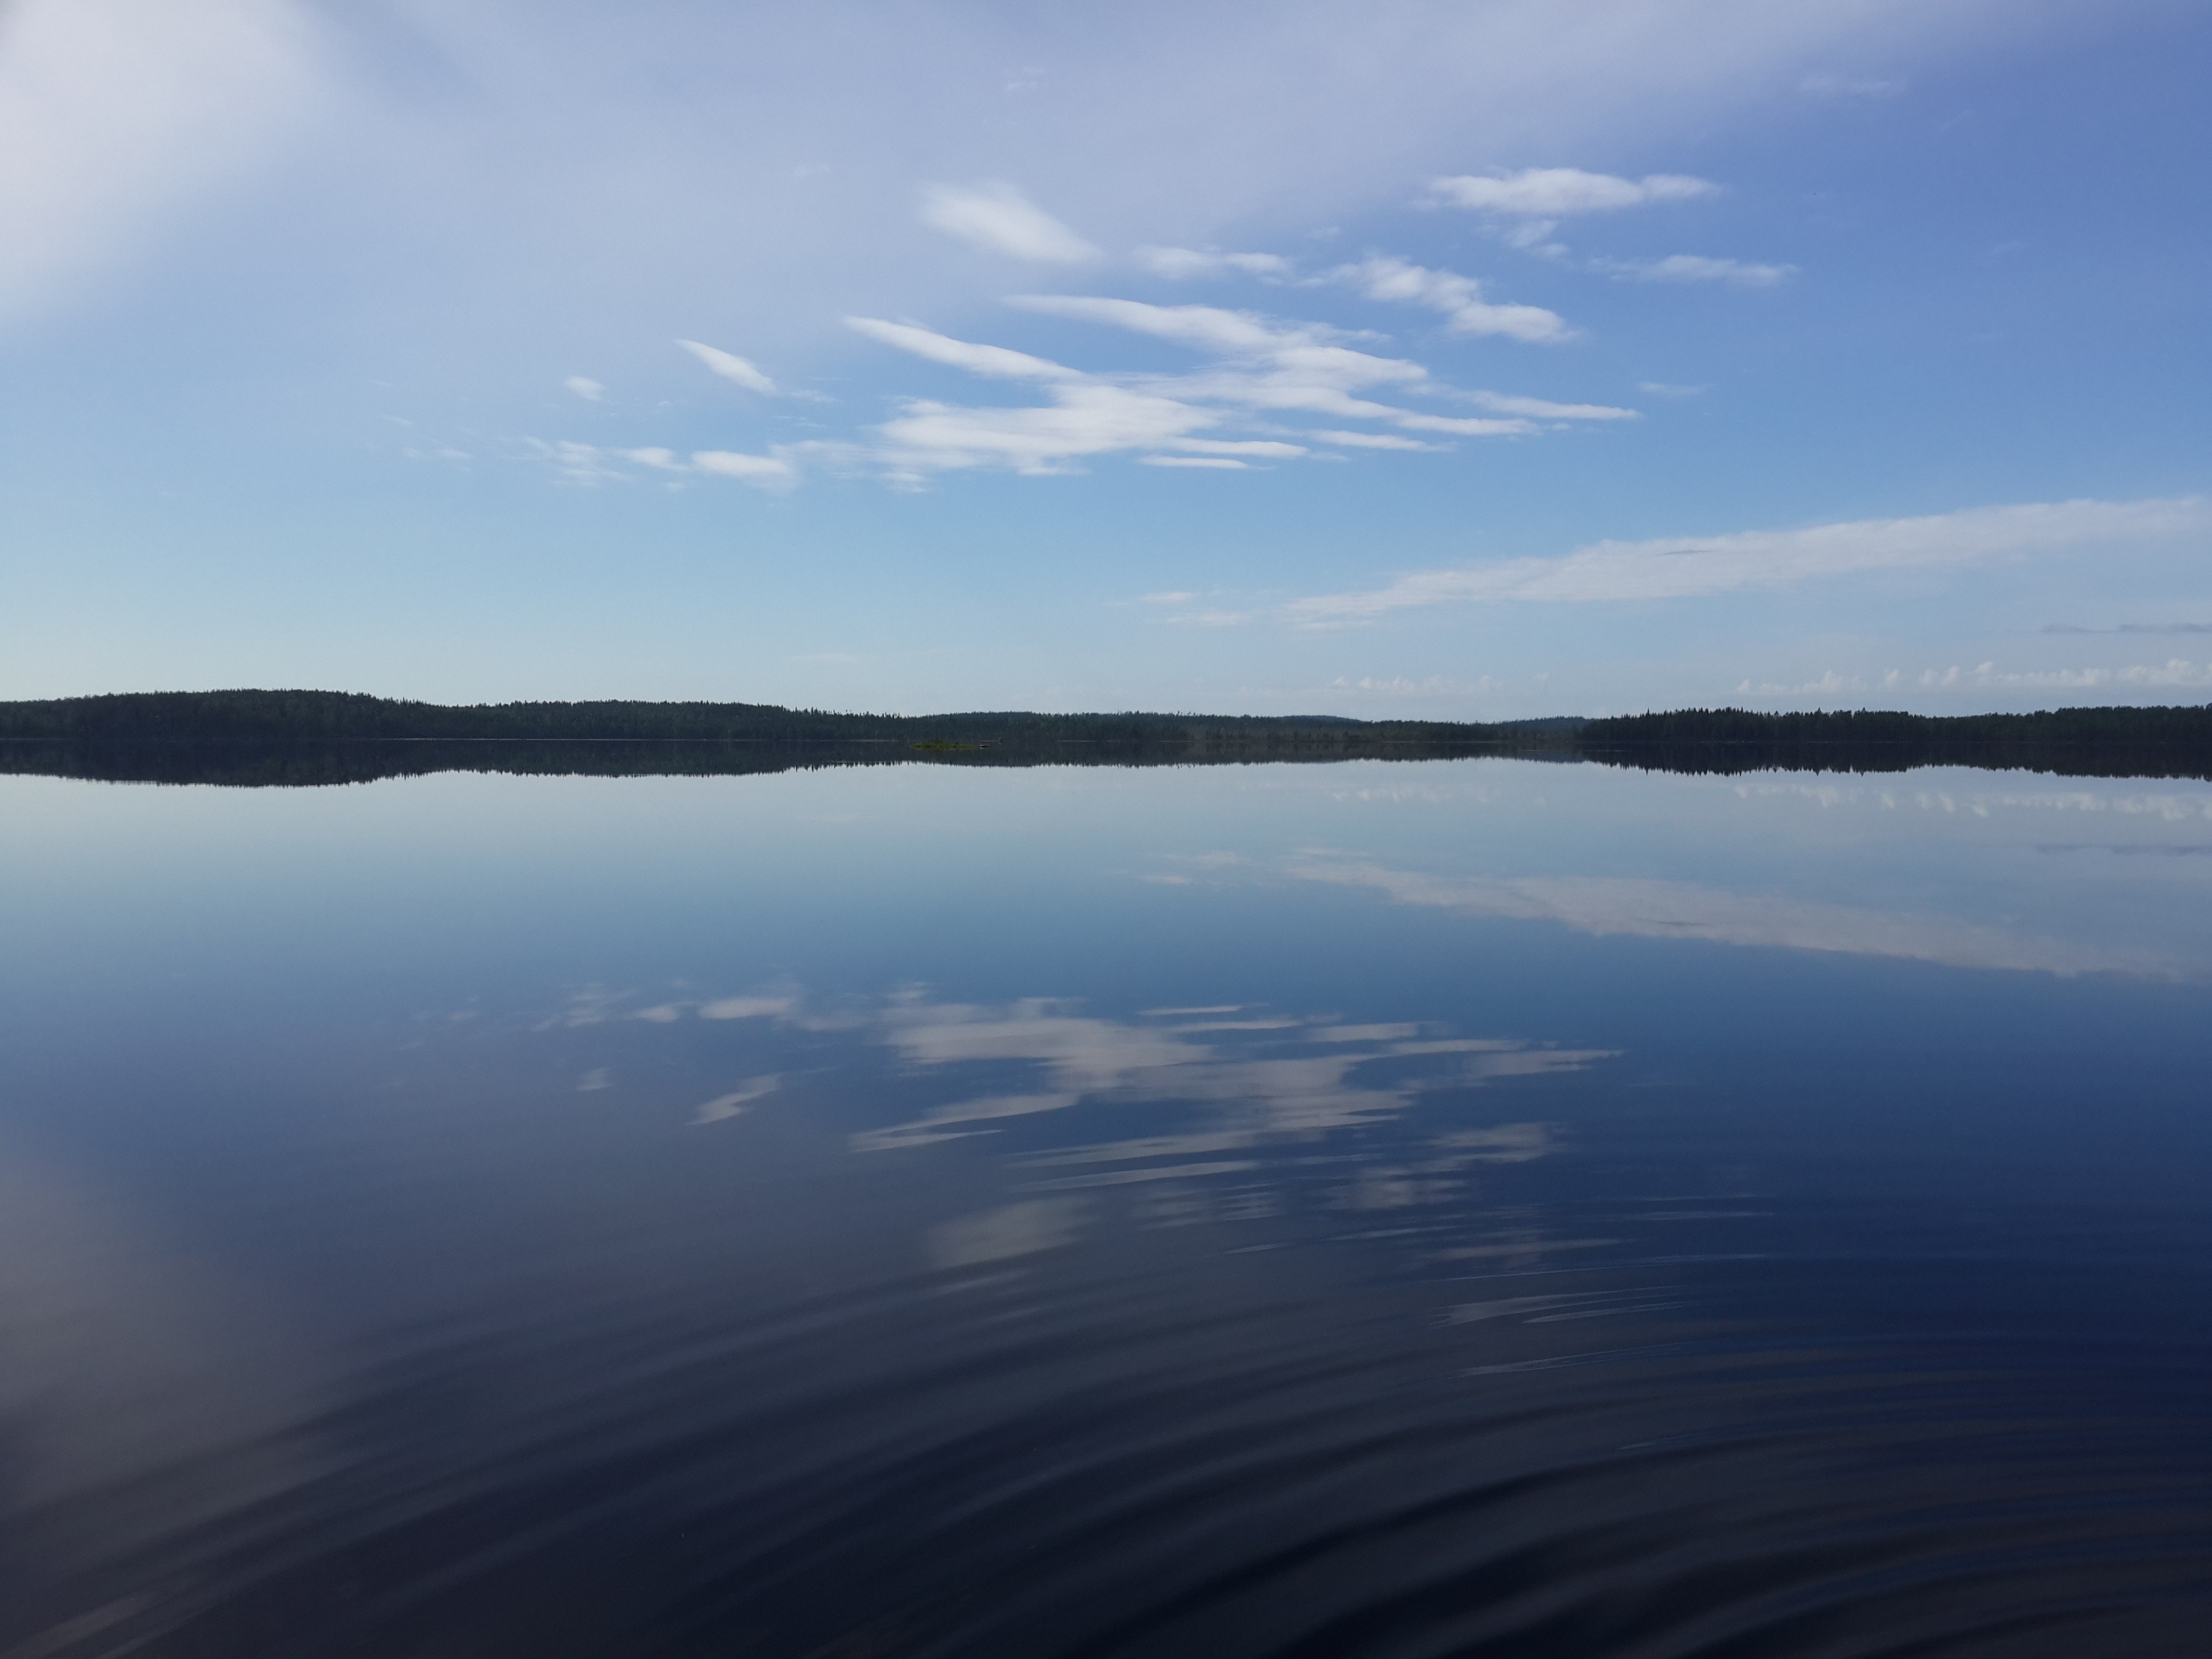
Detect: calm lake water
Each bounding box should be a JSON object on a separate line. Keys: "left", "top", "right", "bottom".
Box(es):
{"left": 3, "top": 757, "right": 2209, "bottom": 1656}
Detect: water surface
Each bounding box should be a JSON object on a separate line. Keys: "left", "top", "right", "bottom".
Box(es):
{"left": 3, "top": 758, "right": 2208, "bottom": 1656}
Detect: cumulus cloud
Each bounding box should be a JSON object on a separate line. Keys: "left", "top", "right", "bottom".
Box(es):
{"left": 1287, "top": 497, "right": 2212, "bottom": 621}
{"left": 1136, "top": 246, "right": 1292, "bottom": 279}
{"left": 1602, "top": 253, "right": 1795, "bottom": 286}
{"left": 1430, "top": 167, "right": 1719, "bottom": 216}
{"left": 1336, "top": 256, "right": 1575, "bottom": 343}
{"left": 918, "top": 180, "right": 1097, "bottom": 261}
{"left": 678, "top": 339, "right": 778, "bottom": 394}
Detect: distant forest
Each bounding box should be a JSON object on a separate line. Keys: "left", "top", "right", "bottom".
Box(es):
{"left": 2, "top": 690, "right": 2207, "bottom": 786}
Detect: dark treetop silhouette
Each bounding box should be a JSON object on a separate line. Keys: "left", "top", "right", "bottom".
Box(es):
{"left": 2, "top": 690, "right": 2207, "bottom": 786}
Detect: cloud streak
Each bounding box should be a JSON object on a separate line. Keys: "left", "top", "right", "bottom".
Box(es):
{"left": 1430, "top": 167, "right": 1718, "bottom": 216}
{"left": 678, "top": 339, "right": 778, "bottom": 394}
{"left": 835, "top": 297, "right": 1631, "bottom": 479}
{"left": 1601, "top": 254, "right": 1795, "bottom": 286}
{"left": 919, "top": 181, "right": 1097, "bottom": 262}
{"left": 1336, "top": 256, "right": 1575, "bottom": 343}
{"left": 1287, "top": 497, "right": 2212, "bottom": 621}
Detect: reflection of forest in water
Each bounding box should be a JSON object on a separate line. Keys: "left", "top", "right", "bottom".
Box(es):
{"left": 6, "top": 736, "right": 2209, "bottom": 787}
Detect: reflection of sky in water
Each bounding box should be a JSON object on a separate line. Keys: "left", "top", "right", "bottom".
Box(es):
{"left": 2, "top": 759, "right": 2210, "bottom": 1654}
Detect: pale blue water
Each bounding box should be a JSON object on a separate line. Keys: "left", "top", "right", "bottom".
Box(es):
{"left": 2, "top": 758, "right": 2209, "bottom": 1655}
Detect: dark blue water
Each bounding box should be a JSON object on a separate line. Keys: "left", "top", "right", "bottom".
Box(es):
{"left": 3, "top": 759, "right": 2209, "bottom": 1656}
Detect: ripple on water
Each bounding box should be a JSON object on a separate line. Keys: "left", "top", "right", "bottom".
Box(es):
{"left": 11, "top": 1223, "right": 2209, "bottom": 1658}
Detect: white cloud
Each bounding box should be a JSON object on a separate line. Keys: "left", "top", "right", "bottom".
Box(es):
{"left": 564, "top": 376, "right": 604, "bottom": 401}
{"left": 1010, "top": 294, "right": 1296, "bottom": 354}
{"left": 1460, "top": 390, "right": 1640, "bottom": 420}
{"left": 918, "top": 180, "right": 1096, "bottom": 261}
{"left": 1602, "top": 254, "right": 1796, "bottom": 286}
{"left": 845, "top": 317, "right": 1078, "bottom": 381}
{"left": 619, "top": 446, "right": 683, "bottom": 469}
{"left": 1175, "top": 438, "right": 1306, "bottom": 457}
{"left": 875, "top": 384, "right": 1216, "bottom": 477}
{"left": 1309, "top": 430, "right": 1441, "bottom": 451}
{"left": 1336, "top": 256, "right": 1575, "bottom": 343}
{"left": 691, "top": 449, "right": 795, "bottom": 487}
{"left": 0, "top": 0, "right": 323, "bottom": 323}
{"left": 1394, "top": 413, "right": 1536, "bottom": 437}
{"left": 838, "top": 288, "right": 1634, "bottom": 479}
{"left": 1430, "top": 167, "right": 1719, "bottom": 216}
{"left": 677, "top": 339, "right": 778, "bottom": 394}
{"left": 1144, "top": 456, "right": 1247, "bottom": 469}
{"left": 1736, "top": 660, "right": 2212, "bottom": 698}
{"left": 1287, "top": 497, "right": 2212, "bottom": 621}
{"left": 1136, "top": 246, "right": 1291, "bottom": 279}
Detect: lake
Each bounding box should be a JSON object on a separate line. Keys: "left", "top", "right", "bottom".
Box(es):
{"left": 3, "top": 755, "right": 2209, "bottom": 1656}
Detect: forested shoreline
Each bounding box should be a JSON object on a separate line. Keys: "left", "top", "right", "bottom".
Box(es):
{"left": 2, "top": 690, "right": 2208, "bottom": 784}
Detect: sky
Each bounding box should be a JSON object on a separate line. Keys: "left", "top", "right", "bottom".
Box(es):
{"left": 2, "top": 0, "right": 2208, "bottom": 718}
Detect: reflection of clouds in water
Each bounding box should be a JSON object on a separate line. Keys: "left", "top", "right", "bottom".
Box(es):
{"left": 854, "top": 996, "right": 1611, "bottom": 1168}
{"left": 851, "top": 1093, "right": 1078, "bottom": 1152}
{"left": 553, "top": 983, "right": 1610, "bottom": 1187}
{"left": 693, "top": 1076, "right": 781, "bottom": 1124}
{"left": 577, "top": 1067, "right": 612, "bottom": 1092}
{"left": 1733, "top": 778, "right": 2212, "bottom": 823}
{"left": 699, "top": 993, "right": 800, "bottom": 1021}
{"left": 929, "top": 1199, "right": 1094, "bottom": 1268}
{"left": 1329, "top": 1124, "right": 1557, "bottom": 1210}
{"left": 1289, "top": 858, "right": 2194, "bottom": 979}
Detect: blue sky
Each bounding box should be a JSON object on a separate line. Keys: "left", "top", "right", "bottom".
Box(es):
{"left": 3, "top": 0, "right": 2208, "bottom": 717}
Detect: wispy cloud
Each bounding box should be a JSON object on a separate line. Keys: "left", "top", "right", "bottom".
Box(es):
{"left": 678, "top": 339, "right": 778, "bottom": 394}
{"left": 1738, "top": 660, "right": 2212, "bottom": 697}
{"left": 1309, "top": 430, "right": 1441, "bottom": 451}
{"left": 1335, "top": 256, "right": 1575, "bottom": 343}
{"left": 1287, "top": 497, "right": 2212, "bottom": 621}
{"left": 918, "top": 181, "right": 1096, "bottom": 261}
{"left": 838, "top": 297, "right": 1628, "bottom": 480}
{"left": 528, "top": 438, "right": 794, "bottom": 490}
{"left": 1430, "top": 168, "right": 1718, "bottom": 217}
{"left": 564, "top": 376, "right": 604, "bottom": 401}
{"left": 2043, "top": 621, "right": 2212, "bottom": 635}
{"left": 845, "top": 317, "right": 1078, "bottom": 381}
{"left": 1600, "top": 254, "right": 1795, "bottom": 287}
{"left": 1137, "top": 246, "right": 1290, "bottom": 279}
{"left": 692, "top": 450, "right": 795, "bottom": 485}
